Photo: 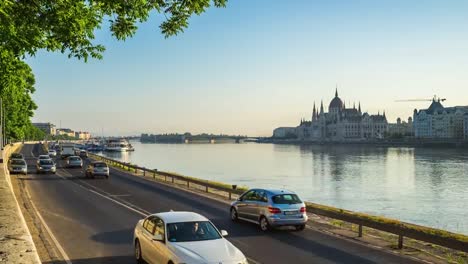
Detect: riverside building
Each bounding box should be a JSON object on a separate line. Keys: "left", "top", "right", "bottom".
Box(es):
{"left": 32, "top": 122, "right": 56, "bottom": 135}
{"left": 294, "top": 89, "right": 388, "bottom": 141}
{"left": 413, "top": 99, "right": 468, "bottom": 139}
{"left": 464, "top": 114, "right": 468, "bottom": 140}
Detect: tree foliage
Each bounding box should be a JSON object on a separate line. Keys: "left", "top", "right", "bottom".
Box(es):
{"left": 0, "top": 0, "right": 227, "bottom": 140}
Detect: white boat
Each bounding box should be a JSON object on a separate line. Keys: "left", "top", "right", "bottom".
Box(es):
{"left": 104, "top": 138, "right": 131, "bottom": 152}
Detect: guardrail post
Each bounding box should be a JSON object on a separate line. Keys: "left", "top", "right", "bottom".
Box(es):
{"left": 205, "top": 185, "right": 208, "bottom": 192}
{"left": 172, "top": 176, "right": 174, "bottom": 183}
{"left": 398, "top": 235, "right": 404, "bottom": 249}
{"left": 143, "top": 169, "right": 146, "bottom": 177}
{"left": 358, "top": 224, "right": 363, "bottom": 237}
{"left": 187, "top": 181, "right": 190, "bottom": 188}
{"left": 228, "top": 192, "right": 232, "bottom": 200}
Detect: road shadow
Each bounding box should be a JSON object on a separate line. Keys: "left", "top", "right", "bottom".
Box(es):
{"left": 90, "top": 228, "right": 134, "bottom": 245}
{"left": 42, "top": 255, "right": 135, "bottom": 264}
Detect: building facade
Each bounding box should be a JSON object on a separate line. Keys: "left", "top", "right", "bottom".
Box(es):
{"left": 295, "top": 89, "right": 388, "bottom": 141}
{"left": 413, "top": 100, "right": 468, "bottom": 139}
{"left": 272, "top": 127, "right": 297, "bottom": 138}
{"left": 32, "top": 122, "right": 56, "bottom": 135}
{"left": 75, "top": 131, "right": 91, "bottom": 140}
{"left": 56, "top": 128, "right": 75, "bottom": 138}
{"left": 388, "top": 117, "right": 413, "bottom": 138}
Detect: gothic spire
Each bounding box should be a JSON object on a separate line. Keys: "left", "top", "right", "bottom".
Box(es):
{"left": 358, "top": 102, "right": 361, "bottom": 113}
{"left": 335, "top": 85, "right": 338, "bottom": 97}
{"left": 320, "top": 100, "right": 324, "bottom": 114}
{"left": 353, "top": 102, "right": 356, "bottom": 109}
{"left": 312, "top": 102, "right": 317, "bottom": 120}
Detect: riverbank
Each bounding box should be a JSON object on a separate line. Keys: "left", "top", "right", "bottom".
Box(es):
{"left": 0, "top": 144, "right": 40, "bottom": 263}
{"left": 261, "top": 138, "right": 468, "bottom": 148}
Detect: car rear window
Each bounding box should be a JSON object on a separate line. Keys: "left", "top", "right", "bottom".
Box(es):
{"left": 94, "top": 163, "right": 107, "bottom": 168}
{"left": 39, "top": 155, "right": 49, "bottom": 159}
{"left": 272, "top": 194, "right": 302, "bottom": 204}
{"left": 11, "top": 153, "right": 22, "bottom": 158}
{"left": 40, "top": 160, "right": 54, "bottom": 165}
{"left": 69, "top": 157, "right": 80, "bottom": 161}
{"left": 11, "top": 160, "right": 25, "bottom": 165}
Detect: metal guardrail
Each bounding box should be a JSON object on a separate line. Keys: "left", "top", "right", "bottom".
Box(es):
{"left": 88, "top": 152, "right": 468, "bottom": 254}
{"left": 88, "top": 153, "right": 245, "bottom": 199}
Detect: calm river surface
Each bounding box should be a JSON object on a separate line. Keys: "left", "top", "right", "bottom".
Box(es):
{"left": 101, "top": 141, "right": 468, "bottom": 234}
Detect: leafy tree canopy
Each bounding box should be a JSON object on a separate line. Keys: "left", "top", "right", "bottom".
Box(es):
{"left": 1, "top": 0, "right": 227, "bottom": 61}
{"left": 0, "top": 0, "right": 227, "bottom": 140}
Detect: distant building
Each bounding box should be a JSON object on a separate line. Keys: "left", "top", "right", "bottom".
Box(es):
{"left": 294, "top": 89, "right": 388, "bottom": 141}
{"left": 56, "top": 128, "right": 75, "bottom": 138}
{"left": 75, "top": 131, "right": 91, "bottom": 140}
{"left": 413, "top": 99, "right": 468, "bottom": 139}
{"left": 464, "top": 114, "right": 468, "bottom": 140}
{"left": 272, "top": 127, "right": 297, "bottom": 138}
{"left": 32, "top": 122, "right": 56, "bottom": 135}
{"left": 388, "top": 117, "right": 413, "bottom": 138}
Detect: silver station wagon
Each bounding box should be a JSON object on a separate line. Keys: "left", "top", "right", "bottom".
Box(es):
{"left": 230, "top": 188, "right": 308, "bottom": 231}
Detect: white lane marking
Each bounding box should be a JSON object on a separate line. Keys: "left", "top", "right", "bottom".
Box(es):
{"left": 24, "top": 182, "right": 72, "bottom": 264}
{"left": 108, "top": 194, "right": 132, "bottom": 197}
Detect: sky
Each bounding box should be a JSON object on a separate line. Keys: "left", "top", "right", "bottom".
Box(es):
{"left": 27, "top": 0, "right": 468, "bottom": 137}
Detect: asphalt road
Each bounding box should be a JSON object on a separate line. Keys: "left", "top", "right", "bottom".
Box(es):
{"left": 17, "top": 143, "right": 420, "bottom": 264}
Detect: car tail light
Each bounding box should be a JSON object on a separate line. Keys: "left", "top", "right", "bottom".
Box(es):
{"left": 268, "top": 207, "right": 281, "bottom": 214}
{"left": 300, "top": 207, "right": 306, "bottom": 213}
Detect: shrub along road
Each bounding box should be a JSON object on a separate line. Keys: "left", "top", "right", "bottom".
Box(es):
{"left": 16, "top": 143, "right": 421, "bottom": 264}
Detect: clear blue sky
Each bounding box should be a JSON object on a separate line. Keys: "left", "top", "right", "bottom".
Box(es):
{"left": 27, "top": 0, "right": 468, "bottom": 136}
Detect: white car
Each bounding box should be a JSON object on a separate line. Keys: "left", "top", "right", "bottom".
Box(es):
{"left": 48, "top": 149, "right": 57, "bottom": 157}
{"left": 37, "top": 155, "right": 51, "bottom": 164}
{"left": 134, "top": 211, "right": 247, "bottom": 264}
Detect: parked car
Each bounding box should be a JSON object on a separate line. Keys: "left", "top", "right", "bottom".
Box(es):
{"left": 230, "top": 189, "right": 308, "bottom": 231}
{"left": 79, "top": 150, "right": 88, "bottom": 158}
{"left": 85, "top": 162, "right": 109, "bottom": 178}
{"left": 8, "top": 159, "right": 28, "bottom": 175}
{"left": 48, "top": 149, "right": 57, "bottom": 157}
{"left": 36, "top": 159, "right": 56, "bottom": 174}
{"left": 133, "top": 211, "right": 247, "bottom": 264}
{"left": 37, "top": 155, "right": 52, "bottom": 164}
{"left": 66, "top": 156, "right": 83, "bottom": 168}
{"left": 10, "top": 153, "right": 24, "bottom": 160}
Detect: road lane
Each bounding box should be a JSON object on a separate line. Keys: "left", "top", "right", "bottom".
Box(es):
{"left": 18, "top": 144, "right": 420, "bottom": 264}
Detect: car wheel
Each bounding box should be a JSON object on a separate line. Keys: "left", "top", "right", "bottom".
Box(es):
{"left": 259, "top": 216, "right": 270, "bottom": 232}
{"left": 135, "top": 239, "right": 143, "bottom": 264}
{"left": 295, "top": 224, "right": 306, "bottom": 231}
{"left": 230, "top": 207, "right": 238, "bottom": 222}
{"left": 106, "top": 175, "right": 109, "bottom": 179}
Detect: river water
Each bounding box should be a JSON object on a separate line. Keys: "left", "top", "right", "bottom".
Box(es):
{"left": 101, "top": 141, "right": 468, "bottom": 235}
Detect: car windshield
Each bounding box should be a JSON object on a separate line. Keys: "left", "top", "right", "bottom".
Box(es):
{"left": 69, "top": 157, "right": 80, "bottom": 161}
{"left": 94, "top": 163, "right": 107, "bottom": 168}
{"left": 167, "top": 221, "right": 221, "bottom": 242}
{"left": 272, "top": 194, "right": 302, "bottom": 204}
{"left": 11, "top": 153, "right": 22, "bottom": 158}
{"left": 49, "top": 150, "right": 55, "bottom": 152}
{"left": 40, "top": 160, "right": 54, "bottom": 165}
{"left": 39, "top": 155, "right": 49, "bottom": 159}
{"left": 11, "top": 160, "right": 26, "bottom": 165}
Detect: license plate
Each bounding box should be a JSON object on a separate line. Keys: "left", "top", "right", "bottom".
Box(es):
{"left": 284, "top": 211, "right": 297, "bottom": 215}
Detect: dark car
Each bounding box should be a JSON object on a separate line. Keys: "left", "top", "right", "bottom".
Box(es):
{"left": 10, "top": 153, "right": 24, "bottom": 160}
{"left": 86, "top": 162, "right": 109, "bottom": 178}
{"left": 36, "top": 159, "right": 56, "bottom": 174}
{"left": 79, "top": 150, "right": 88, "bottom": 158}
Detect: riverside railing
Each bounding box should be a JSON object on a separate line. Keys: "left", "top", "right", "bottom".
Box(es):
{"left": 88, "top": 152, "right": 468, "bottom": 254}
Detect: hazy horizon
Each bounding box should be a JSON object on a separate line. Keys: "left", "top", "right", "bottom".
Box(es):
{"left": 28, "top": 0, "right": 468, "bottom": 137}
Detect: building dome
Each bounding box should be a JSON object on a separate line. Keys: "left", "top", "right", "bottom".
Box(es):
{"left": 329, "top": 89, "right": 343, "bottom": 111}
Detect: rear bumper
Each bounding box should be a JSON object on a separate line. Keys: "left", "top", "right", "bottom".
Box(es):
{"left": 268, "top": 215, "right": 308, "bottom": 226}
{"left": 91, "top": 171, "right": 109, "bottom": 176}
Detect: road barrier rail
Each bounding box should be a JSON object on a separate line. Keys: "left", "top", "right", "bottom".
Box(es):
{"left": 88, "top": 152, "right": 468, "bottom": 254}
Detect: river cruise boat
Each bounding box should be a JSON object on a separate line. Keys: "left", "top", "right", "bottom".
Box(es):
{"left": 104, "top": 138, "right": 131, "bottom": 152}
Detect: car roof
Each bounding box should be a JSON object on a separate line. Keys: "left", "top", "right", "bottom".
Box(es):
{"left": 10, "top": 158, "right": 26, "bottom": 162}
{"left": 256, "top": 189, "right": 296, "bottom": 195}
{"left": 39, "top": 155, "right": 50, "bottom": 158}
{"left": 151, "top": 211, "right": 208, "bottom": 224}
{"left": 68, "top": 156, "right": 80, "bottom": 158}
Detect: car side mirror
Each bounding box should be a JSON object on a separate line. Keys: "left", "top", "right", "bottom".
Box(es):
{"left": 237, "top": 197, "right": 243, "bottom": 201}
{"left": 152, "top": 234, "right": 164, "bottom": 242}
{"left": 220, "top": 230, "right": 228, "bottom": 237}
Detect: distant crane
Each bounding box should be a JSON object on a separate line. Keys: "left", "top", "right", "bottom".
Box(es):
{"left": 395, "top": 95, "right": 446, "bottom": 103}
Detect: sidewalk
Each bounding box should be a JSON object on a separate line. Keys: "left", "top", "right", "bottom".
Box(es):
{"left": 0, "top": 144, "right": 40, "bottom": 263}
